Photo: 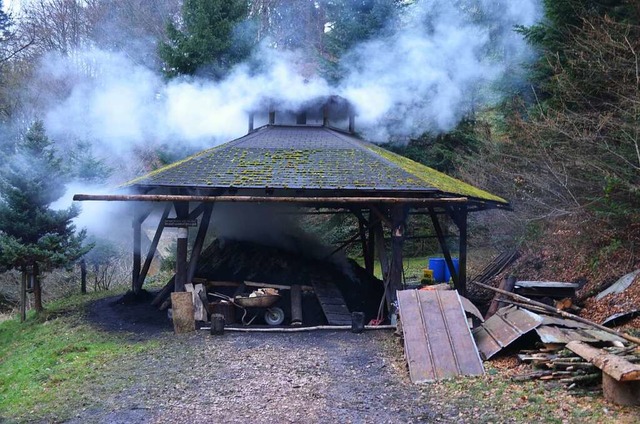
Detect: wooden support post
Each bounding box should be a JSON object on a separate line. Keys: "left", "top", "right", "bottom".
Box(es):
{"left": 388, "top": 205, "right": 407, "bottom": 306}
{"left": 366, "top": 210, "right": 376, "bottom": 276}
{"left": 291, "top": 285, "right": 303, "bottom": 326}
{"left": 428, "top": 208, "right": 459, "bottom": 289}
{"left": 174, "top": 202, "right": 189, "bottom": 293}
{"left": 137, "top": 204, "right": 172, "bottom": 292}
{"left": 451, "top": 207, "right": 468, "bottom": 298}
{"left": 132, "top": 216, "right": 142, "bottom": 293}
{"left": 373, "top": 220, "right": 389, "bottom": 281}
{"left": 187, "top": 203, "right": 213, "bottom": 284}
{"left": 80, "top": 259, "right": 87, "bottom": 294}
{"left": 353, "top": 209, "right": 372, "bottom": 274}
{"left": 19, "top": 269, "right": 26, "bottom": 322}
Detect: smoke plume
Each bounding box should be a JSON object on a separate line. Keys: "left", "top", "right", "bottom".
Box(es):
{"left": 32, "top": 0, "right": 541, "bottom": 236}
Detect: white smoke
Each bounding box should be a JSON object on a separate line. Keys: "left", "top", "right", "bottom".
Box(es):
{"left": 34, "top": 0, "right": 541, "bottom": 237}
{"left": 340, "top": 0, "right": 542, "bottom": 140}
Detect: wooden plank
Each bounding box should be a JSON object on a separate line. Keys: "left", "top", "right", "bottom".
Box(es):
{"left": 399, "top": 289, "right": 484, "bottom": 382}
{"left": 398, "top": 290, "right": 436, "bottom": 383}
{"left": 311, "top": 280, "right": 351, "bottom": 325}
{"left": 566, "top": 341, "right": 640, "bottom": 382}
{"left": 435, "top": 291, "right": 484, "bottom": 376}
{"left": 418, "top": 290, "right": 460, "bottom": 379}
{"left": 185, "top": 283, "right": 206, "bottom": 322}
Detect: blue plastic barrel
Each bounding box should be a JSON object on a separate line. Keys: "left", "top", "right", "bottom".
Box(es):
{"left": 444, "top": 257, "right": 460, "bottom": 282}
{"left": 428, "top": 258, "right": 446, "bottom": 283}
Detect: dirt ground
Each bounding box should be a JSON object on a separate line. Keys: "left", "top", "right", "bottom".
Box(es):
{"left": 65, "top": 293, "right": 434, "bottom": 423}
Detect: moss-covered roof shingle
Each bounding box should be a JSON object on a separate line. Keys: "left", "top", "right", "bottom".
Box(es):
{"left": 125, "top": 125, "right": 507, "bottom": 204}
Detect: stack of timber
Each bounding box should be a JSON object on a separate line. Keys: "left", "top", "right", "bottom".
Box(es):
{"left": 469, "top": 250, "right": 519, "bottom": 287}
{"left": 514, "top": 344, "right": 639, "bottom": 386}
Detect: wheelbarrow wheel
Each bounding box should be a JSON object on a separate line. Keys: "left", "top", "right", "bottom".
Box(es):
{"left": 264, "top": 307, "right": 285, "bottom": 326}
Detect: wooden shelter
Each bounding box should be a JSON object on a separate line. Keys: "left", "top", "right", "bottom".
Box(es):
{"left": 74, "top": 96, "right": 510, "bottom": 316}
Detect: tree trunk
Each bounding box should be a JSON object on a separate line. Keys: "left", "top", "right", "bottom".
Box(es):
{"left": 33, "top": 263, "right": 43, "bottom": 314}
{"left": 80, "top": 258, "right": 87, "bottom": 294}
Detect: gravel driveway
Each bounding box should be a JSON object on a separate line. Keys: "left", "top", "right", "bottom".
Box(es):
{"left": 64, "top": 295, "right": 435, "bottom": 423}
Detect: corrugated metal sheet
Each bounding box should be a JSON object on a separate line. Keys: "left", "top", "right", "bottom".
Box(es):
{"left": 535, "top": 326, "right": 625, "bottom": 344}
{"left": 473, "top": 305, "right": 627, "bottom": 359}
{"left": 397, "top": 289, "right": 484, "bottom": 383}
{"left": 472, "top": 305, "right": 542, "bottom": 360}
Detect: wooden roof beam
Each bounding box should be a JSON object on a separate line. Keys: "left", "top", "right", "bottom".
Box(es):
{"left": 73, "top": 194, "right": 468, "bottom": 205}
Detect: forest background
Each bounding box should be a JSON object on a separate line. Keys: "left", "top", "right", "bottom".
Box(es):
{"left": 0, "top": 0, "right": 638, "bottom": 313}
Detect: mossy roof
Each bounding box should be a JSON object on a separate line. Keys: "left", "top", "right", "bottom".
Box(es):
{"left": 124, "top": 125, "right": 507, "bottom": 205}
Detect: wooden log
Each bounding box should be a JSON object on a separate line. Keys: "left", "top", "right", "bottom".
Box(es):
{"left": 171, "top": 292, "right": 195, "bottom": 334}
{"left": 473, "top": 281, "right": 640, "bottom": 345}
{"left": 485, "top": 276, "right": 517, "bottom": 319}
{"left": 74, "top": 193, "right": 469, "bottom": 205}
{"left": 291, "top": 285, "right": 303, "bottom": 325}
{"left": 210, "top": 313, "right": 225, "bottom": 335}
{"left": 512, "top": 371, "right": 553, "bottom": 381}
{"left": 603, "top": 373, "right": 640, "bottom": 406}
{"left": 559, "top": 373, "right": 601, "bottom": 384}
{"left": 566, "top": 341, "right": 640, "bottom": 381}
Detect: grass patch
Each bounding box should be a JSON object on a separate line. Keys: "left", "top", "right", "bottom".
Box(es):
{"left": 0, "top": 289, "right": 157, "bottom": 422}
{"left": 424, "top": 363, "right": 639, "bottom": 423}
{"left": 354, "top": 256, "right": 436, "bottom": 282}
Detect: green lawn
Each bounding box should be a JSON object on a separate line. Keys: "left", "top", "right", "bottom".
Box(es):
{"left": 0, "top": 290, "right": 157, "bottom": 422}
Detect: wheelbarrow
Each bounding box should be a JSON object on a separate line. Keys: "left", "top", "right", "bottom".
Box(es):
{"left": 208, "top": 292, "right": 285, "bottom": 326}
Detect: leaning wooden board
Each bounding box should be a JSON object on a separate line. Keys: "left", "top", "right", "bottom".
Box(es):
{"left": 311, "top": 280, "right": 351, "bottom": 325}
{"left": 397, "top": 289, "right": 484, "bottom": 383}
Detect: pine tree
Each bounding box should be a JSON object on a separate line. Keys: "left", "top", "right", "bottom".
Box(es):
{"left": 0, "top": 121, "right": 87, "bottom": 315}
{"left": 158, "top": 0, "right": 253, "bottom": 79}
{"left": 321, "top": 0, "right": 401, "bottom": 82}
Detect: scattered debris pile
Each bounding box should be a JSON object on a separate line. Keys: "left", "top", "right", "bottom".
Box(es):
{"left": 473, "top": 305, "right": 625, "bottom": 360}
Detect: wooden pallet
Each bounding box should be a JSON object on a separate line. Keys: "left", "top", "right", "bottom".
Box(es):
{"left": 311, "top": 280, "right": 351, "bottom": 325}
